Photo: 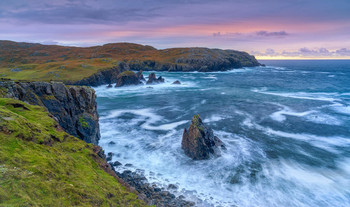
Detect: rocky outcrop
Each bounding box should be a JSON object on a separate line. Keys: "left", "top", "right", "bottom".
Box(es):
{"left": 68, "top": 62, "right": 129, "bottom": 86}
{"left": 0, "top": 80, "right": 100, "bottom": 144}
{"left": 182, "top": 115, "right": 226, "bottom": 160}
{"left": 136, "top": 70, "right": 145, "bottom": 81}
{"left": 115, "top": 71, "right": 142, "bottom": 87}
{"left": 172, "top": 80, "right": 181, "bottom": 85}
{"left": 146, "top": 73, "right": 165, "bottom": 84}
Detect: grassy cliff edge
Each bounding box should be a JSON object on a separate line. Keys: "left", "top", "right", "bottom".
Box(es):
{"left": 0, "top": 98, "right": 146, "bottom": 206}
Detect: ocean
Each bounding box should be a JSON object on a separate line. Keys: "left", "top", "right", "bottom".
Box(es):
{"left": 94, "top": 60, "right": 350, "bottom": 207}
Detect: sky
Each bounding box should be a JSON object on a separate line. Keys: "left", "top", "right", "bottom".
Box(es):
{"left": 1, "top": 0, "right": 350, "bottom": 59}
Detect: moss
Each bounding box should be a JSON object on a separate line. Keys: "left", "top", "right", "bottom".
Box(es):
{"left": 79, "top": 116, "right": 89, "bottom": 128}
{"left": 42, "top": 95, "right": 56, "bottom": 100}
{"left": 192, "top": 114, "right": 202, "bottom": 127}
{"left": 0, "top": 98, "right": 147, "bottom": 206}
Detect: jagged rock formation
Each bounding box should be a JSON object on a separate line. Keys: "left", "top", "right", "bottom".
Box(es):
{"left": 115, "top": 71, "right": 142, "bottom": 87}
{"left": 146, "top": 73, "right": 165, "bottom": 84}
{"left": 0, "top": 80, "right": 100, "bottom": 144}
{"left": 182, "top": 115, "right": 226, "bottom": 160}
{"left": 136, "top": 70, "right": 145, "bottom": 81}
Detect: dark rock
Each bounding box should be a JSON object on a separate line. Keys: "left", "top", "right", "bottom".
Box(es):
{"left": 106, "top": 152, "right": 114, "bottom": 161}
{"left": 108, "top": 141, "right": 116, "bottom": 145}
{"left": 168, "top": 184, "right": 178, "bottom": 190}
{"left": 116, "top": 169, "right": 195, "bottom": 207}
{"left": 146, "top": 73, "right": 165, "bottom": 84}
{"left": 181, "top": 115, "right": 226, "bottom": 160}
{"left": 106, "top": 84, "right": 112, "bottom": 88}
{"left": 125, "top": 163, "right": 133, "bottom": 167}
{"left": 115, "top": 71, "right": 141, "bottom": 87}
{"left": 172, "top": 80, "right": 181, "bottom": 85}
{"left": 0, "top": 80, "right": 100, "bottom": 144}
{"left": 111, "top": 161, "right": 122, "bottom": 167}
{"left": 136, "top": 70, "right": 145, "bottom": 81}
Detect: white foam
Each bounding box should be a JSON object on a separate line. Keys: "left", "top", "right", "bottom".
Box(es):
{"left": 252, "top": 88, "right": 339, "bottom": 102}
{"left": 203, "top": 115, "right": 224, "bottom": 123}
{"left": 270, "top": 106, "right": 316, "bottom": 122}
{"left": 270, "top": 105, "right": 343, "bottom": 125}
{"left": 332, "top": 105, "right": 350, "bottom": 115}
{"left": 265, "top": 128, "right": 350, "bottom": 152}
{"left": 101, "top": 108, "right": 186, "bottom": 131}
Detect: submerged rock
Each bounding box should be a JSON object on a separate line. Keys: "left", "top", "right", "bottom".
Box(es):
{"left": 146, "top": 72, "right": 165, "bottom": 84}
{"left": 172, "top": 80, "right": 181, "bottom": 85}
{"left": 181, "top": 115, "right": 226, "bottom": 160}
{"left": 106, "top": 84, "right": 112, "bottom": 88}
{"left": 115, "top": 71, "right": 141, "bottom": 87}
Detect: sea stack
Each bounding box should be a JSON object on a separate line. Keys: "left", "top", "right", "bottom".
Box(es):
{"left": 181, "top": 115, "right": 226, "bottom": 160}
{"left": 146, "top": 72, "right": 165, "bottom": 84}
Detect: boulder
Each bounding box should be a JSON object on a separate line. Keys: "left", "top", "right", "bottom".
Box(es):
{"left": 172, "top": 80, "right": 181, "bottom": 85}
{"left": 115, "top": 71, "right": 141, "bottom": 87}
{"left": 181, "top": 115, "right": 226, "bottom": 160}
{"left": 106, "top": 84, "right": 112, "bottom": 88}
{"left": 146, "top": 72, "right": 165, "bottom": 84}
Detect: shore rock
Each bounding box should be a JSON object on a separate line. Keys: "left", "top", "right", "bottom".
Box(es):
{"left": 115, "top": 71, "right": 141, "bottom": 87}
{"left": 115, "top": 169, "right": 195, "bottom": 207}
{"left": 0, "top": 80, "right": 100, "bottom": 144}
{"left": 146, "top": 73, "right": 165, "bottom": 84}
{"left": 181, "top": 115, "right": 226, "bottom": 160}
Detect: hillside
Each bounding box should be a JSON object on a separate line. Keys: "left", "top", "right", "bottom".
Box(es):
{"left": 0, "top": 40, "right": 261, "bottom": 82}
{"left": 0, "top": 98, "right": 146, "bottom": 206}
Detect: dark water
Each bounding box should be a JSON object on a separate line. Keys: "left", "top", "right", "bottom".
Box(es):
{"left": 95, "top": 60, "right": 350, "bottom": 207}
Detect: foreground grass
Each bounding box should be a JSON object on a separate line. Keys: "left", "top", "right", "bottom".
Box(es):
{"left": 0, "top": 98, "right": 146, "bottom": 206}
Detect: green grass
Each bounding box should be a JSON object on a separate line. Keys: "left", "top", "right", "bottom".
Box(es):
{"left": 79, "top": 116, "right": 89, "bottom": 128}
{"left": 0, "top": 98, "right": 147, "bottom": 207}
{"left": 117, "top": 71, "right": 136, "bottom": 78}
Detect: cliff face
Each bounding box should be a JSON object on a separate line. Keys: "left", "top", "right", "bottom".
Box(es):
{"left": 128, "top": 48, "right": 261, "bottom": 72}
{"left": 0, "top": 80, "right": 100, "bottom": 144}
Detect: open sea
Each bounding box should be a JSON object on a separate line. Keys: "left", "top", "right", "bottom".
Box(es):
{"left": 94, "top": 60, "right": 350, "bottom": 207}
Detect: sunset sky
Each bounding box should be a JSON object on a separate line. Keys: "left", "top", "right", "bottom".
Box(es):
{"left": 1, "top": 0, "right": 350, "bottom": 59}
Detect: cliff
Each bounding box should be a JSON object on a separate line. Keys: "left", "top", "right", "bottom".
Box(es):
{"left": 0, "top": 80, "right": 100, "bottom": 144}
{"left": 0, "top": 40, "right": 261, "bottom": 83}
{"left": 0, "top": 98, "right": 146, "bottom": 206}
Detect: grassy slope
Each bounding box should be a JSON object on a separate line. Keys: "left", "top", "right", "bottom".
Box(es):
{"left": 0, "top": 40, "right": 257, "bottom": 82}
{"left": 0, "top": 98, "right": 146, "bottom": 207}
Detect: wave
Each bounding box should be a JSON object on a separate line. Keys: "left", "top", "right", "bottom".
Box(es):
{"left": 270, "top": 104, "right": 343, "bottom": 125}
{"left": 252, "top": 88, "right": 340, "bottom": 102}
